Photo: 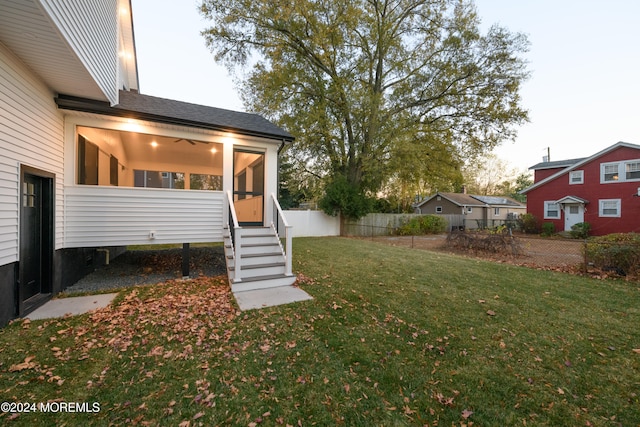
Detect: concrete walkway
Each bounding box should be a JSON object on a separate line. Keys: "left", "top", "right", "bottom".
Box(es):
{"left": 234, "top": 286, "right": 313, "bottom": 310}
{"left": 26, "top": 293, "right": 118, "bottom": 320}
{"left": 24, "top": 285, "right": 312, "bottom": 320}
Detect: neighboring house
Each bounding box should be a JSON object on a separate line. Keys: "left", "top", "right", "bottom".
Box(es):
{"left": 0, "top": 0, "right": 294, "bottom": 325}
{"left": 414, "top": 192, "right": 526, "bottom": 229}
{"left": 521, "top": 141, "right": 640, "bottom": 236}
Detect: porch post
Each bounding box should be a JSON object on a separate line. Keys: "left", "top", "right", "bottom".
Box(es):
{"left": 182, "top": 243, "right": 190, "bottom": 278}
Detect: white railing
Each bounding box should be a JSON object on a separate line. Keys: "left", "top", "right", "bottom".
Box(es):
{"left": 225, "top": 190, "right": 243, "bottom": 282}
{"left": 271, "top": 193, "right": 293, "bottom": 276}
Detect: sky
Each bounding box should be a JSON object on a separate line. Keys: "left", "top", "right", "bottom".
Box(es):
{"left": 131, "top": 0, "right": 640, "bottom": 174}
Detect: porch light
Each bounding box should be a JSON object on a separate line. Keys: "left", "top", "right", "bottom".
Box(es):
{"left": 150, "top": 141, "right": 158, "bottom": 148}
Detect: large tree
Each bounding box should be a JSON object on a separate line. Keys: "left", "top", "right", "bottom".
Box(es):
{"left": 200, "top": 0, "right": 529, "bottom": 218}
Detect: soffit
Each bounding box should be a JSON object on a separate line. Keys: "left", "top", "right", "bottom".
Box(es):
{"left": 0, "top": 0, "right": 107, "bottom": 101}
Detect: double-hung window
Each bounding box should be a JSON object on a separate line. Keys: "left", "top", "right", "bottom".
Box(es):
{"left": 599, "top": 199, "right": 621, "bottom": 217}
{"left": 626, "top": 162, "right": 640, "bottom": 180}
{"left": 569, "top": 170, "right": 584, "bottom": 184}
{"left": 544, "top": 201, "right": 560, "bottom": 219}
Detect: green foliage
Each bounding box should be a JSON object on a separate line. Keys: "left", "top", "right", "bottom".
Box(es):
{"left": 541, "top": 222, "right": 555, "bottom": 236}
{"left": 397, "top": 215, "right": 447, "bottom": 235}
{"left": 517, "top": 213, "right": 539, "bottom": 234}
{"left": 318, "top": 174, "right": 371, "bottom": 220}
{"left": 200, "top": 0, "right": 530, "bottom": 214}
{"left": 583, "top": 233, "right": 640, "bottom": 276}
{"left": 569, "top": 222, "right": 591, "bottom": 239}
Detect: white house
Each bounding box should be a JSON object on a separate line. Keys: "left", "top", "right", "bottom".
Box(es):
{"left": 0, "top": 0, "right": 295, "bottom": 325}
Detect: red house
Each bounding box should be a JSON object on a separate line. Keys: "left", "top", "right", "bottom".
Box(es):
{"left": 521, "top": 142, "right": 640, "bottom": 236}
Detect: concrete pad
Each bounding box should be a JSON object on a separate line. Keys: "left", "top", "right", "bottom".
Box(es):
{"left": 234, "top": 286, "right": 313, "bottom": 311}
{"left": 27, "top": 293, "right": 118, "bottom": 320}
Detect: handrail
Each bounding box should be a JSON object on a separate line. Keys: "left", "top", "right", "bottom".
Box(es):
{"left": 226, "top": 190, "right": 240, "bottom": 229}
{"left": 271, "top": 193, "right": 293, "bottom": 276}
{"left": 226, "top": 190, "right": 242, "bottom": 281}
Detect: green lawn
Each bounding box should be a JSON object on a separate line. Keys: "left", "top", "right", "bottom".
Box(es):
{"left": 1, "top": 237, "right": 639, "bottom": 426}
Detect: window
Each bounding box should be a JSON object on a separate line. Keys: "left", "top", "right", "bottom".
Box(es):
{"left": 77, "top": 135, "right": 98, "bottom": 185}
{"left": 544, "top": 201, "right": 560, "bottom": 219}
{"left": 599, "top": 199, "right": 621, "bottom": 217}
{"left": 466, "top": 207, "right": 473, "bottom": 214}
{"left": 569, "top": 170, "right": 584, "bottom": 184}
{"left": 435, "top": 206, "right": 443, "bottom": 213}
{"left": 602, "top": 163, "right": 619, "bottom": 182}
{"left": 626, "top": 162, "right": 640, "bottom": 180}
{"left": 601, "top": 160, "right": 640, "bottom": 183}
{"left": 494, "top": 207, "right": 500, "bottom": 215}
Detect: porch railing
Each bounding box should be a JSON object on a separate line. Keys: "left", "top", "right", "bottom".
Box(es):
{"left": 271, "top": 193, "right": 293, "bottom": 276}
{"left": 225, "top": 190, "right": 243, "bottom": 282}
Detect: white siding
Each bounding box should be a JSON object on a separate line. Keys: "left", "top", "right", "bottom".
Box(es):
{"left": 39, "top": 0, "right": 119, "bottom": 104}
{"left": 64, "top": 186, "right": 224, "bottom": 247}
{"left": 0, "top": 42, "right": 65, "bottom": 266}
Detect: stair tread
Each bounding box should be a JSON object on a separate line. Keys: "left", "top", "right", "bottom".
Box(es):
{"left": 229, "top": 261, "right": 286, "bottom": 271}
{"left": 232, "top": 273, "right": 295, "bottom": 283}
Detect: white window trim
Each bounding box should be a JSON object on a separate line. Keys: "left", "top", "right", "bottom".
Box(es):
{"left": 569, "top": 170, "right": 584, "bottom": 185}
{"left": 466, "top": 207, "right": 473, "bottom": 214}
{"left": 601, "top": 159, "right": 640, "bottom": 183}
{"left": 494, "top": 207, "right": 500, "bottom": 215}
{"left": 544, "top": 201, "right": 560, "bottom": 219}
{"left": 599, "top": 199, "right": 621, "bottom": 217}
{"left": 435, "top": 206, "right": 443, "bottom": 213}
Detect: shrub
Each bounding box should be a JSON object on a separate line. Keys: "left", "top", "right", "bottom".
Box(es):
{"left": 398, "top": 215, "right": 447, "bottom": 235}
{"left": 541, "top": 222, "right": 555, "bottom": 236}
{"left": 583, "top": 233, "right": 640, "bottom": 276}
{"left": 569, "top": 222, "right": 591, "bottom": 239}
{"left": 517, "top": 213, "right": 539, "bottom": 234}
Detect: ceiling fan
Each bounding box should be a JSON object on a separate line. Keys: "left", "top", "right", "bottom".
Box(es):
{"left": 173, "top": 138, "right": 210, "bottom": 145}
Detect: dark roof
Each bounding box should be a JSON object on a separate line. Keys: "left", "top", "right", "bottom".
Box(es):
{"left": 56, "top": 90, "right": 294, "bottom": 142}
{"left": 529, "top": 158, "right": 586, "bottom": 170}
{"left": 470, "top": 195, "right": 525, "bottom": 207}
{"left": 416, "top": 192, "right": 525, "bottom": 208}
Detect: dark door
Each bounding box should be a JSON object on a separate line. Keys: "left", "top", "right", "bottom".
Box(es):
{"left": 20, "top": 174, "right": 43, "bottom": 301}
{"left": 233, "top": 150, "right": 265, "bottom": 226}
{"left": 19, "top": 168, "right": 53, "bottom": 315}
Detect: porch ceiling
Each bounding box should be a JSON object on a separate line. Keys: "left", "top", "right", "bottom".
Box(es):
{"left": 0, "top": 0, "right": 108, "bottom": 101}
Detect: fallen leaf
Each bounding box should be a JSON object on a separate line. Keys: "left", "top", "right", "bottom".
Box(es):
{"left": 486, "top": 310, "right": 496, "bottom": 316}
{"left": 633, "top": 349, "right": 640, "bottom": 354}
{"left": 557, "top": 388, "right": 565, "bottom": 395}
{"left": 462, "top": 409, "right": 474, "bottom": 419}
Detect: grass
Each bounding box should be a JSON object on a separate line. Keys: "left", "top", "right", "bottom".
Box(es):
{"left": 1, "top": 237, "right": 639, "bottom": 426}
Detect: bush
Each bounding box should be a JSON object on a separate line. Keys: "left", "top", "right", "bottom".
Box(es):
{"left": 569, "top": 222, "right": 591, "bottom": 239}
{"left": 541, "top": 222, "right": 555, "bottom": 236}
{"left": 398, "top": 215, "right": 447, "bottom": 235}
{"left": 517, "top": 213, "right": 539, "bottom": 234}
{"left": 583, "top": 233, "right": 640, "bottom": 276}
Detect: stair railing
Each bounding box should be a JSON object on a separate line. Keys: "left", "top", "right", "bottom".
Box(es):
{"left": 226, "top": 190, "right": 242, "bottom": 282}
{"left": 271, "top": 193, "right": 293, "bottom": 276}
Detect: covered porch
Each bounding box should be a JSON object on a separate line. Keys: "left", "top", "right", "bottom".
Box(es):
{"left": 60, "top": 91, "right": 296, "bottom": 291}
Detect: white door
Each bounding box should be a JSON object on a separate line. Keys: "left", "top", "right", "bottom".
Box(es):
{"left": 564, "top": 204, "right": 584, "bottom": 231}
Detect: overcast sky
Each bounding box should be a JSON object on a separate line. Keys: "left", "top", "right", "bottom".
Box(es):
{"left": 131, "top": 0, "right": 640, "bottom": 173}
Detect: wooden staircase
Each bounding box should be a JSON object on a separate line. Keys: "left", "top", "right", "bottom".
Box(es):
{"left": 223, "top": 226, "right": 296, "bottom": 292}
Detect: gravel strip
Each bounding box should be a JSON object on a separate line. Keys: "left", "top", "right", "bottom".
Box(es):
{"left": 64, "top": 246, "right": 227, "bottom": 294}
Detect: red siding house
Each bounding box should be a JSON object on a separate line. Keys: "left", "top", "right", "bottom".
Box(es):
{"left": 521, "top": 142, "right": 640, "bottom": 236}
